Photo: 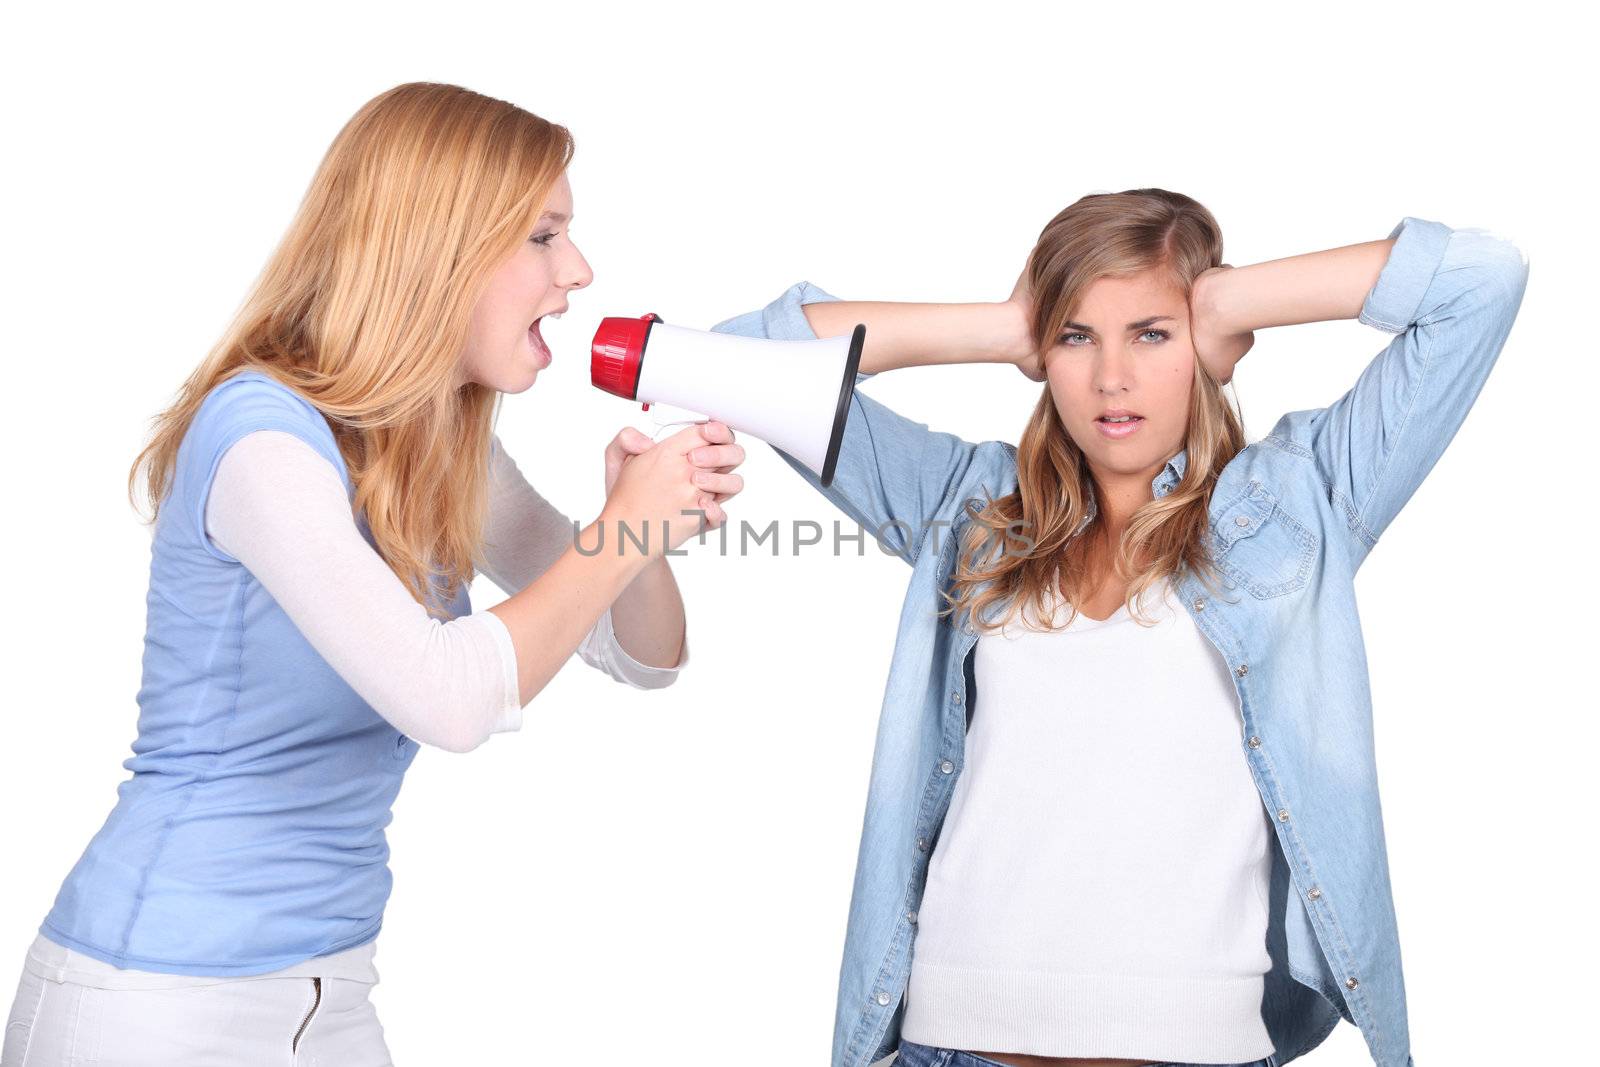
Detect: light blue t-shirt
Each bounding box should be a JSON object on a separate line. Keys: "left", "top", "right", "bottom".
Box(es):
{"left": 40, "top": 369, "right": 470, "bottom": 976}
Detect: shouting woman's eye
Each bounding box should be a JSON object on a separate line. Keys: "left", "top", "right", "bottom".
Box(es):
{"left": 529, "top": 231, "right": 558, "bottom": 247}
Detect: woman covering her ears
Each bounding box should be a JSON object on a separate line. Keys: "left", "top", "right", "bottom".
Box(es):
{"left": 712, "top": 190, "right": 1527, "bottom": 1067}
{"left": 0, "top": 82, "right": 747, "bottom": 1065}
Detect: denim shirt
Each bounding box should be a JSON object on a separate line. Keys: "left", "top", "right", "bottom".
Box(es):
{"left": 711, "top": 216, "right": 1528, "bottom": 1067}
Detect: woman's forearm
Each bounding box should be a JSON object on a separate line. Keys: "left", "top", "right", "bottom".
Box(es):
{"left": 606, "top": 555, "right": 687, "bottom": 669}
{"left": 1206, "top": 238, "right": 1397, "bottom": 335}
{"left": 802, "top": 300, "right": 1021, "bottom": 374}
{"left": 487, "top": 515, "right": 655, "bottom": 704}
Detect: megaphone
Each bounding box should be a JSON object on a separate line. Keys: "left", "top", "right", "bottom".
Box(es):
{"left": 591, "top": 313, "right": 865, "bottom": 489}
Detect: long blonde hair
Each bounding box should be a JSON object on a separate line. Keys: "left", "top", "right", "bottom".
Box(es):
{"left": 942, "top": 188, "right": 1246, "bottom": 635}
{"left": 128, "top": 82, "right": 573, "bottom": 618}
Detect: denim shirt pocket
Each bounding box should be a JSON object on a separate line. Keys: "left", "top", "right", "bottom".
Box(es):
{"left": 1210, "top": 479, "right": 1319, "bottom": 598}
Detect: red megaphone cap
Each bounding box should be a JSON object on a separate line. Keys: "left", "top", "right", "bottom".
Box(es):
{"left": 590, "top": 313, "right": 662, "bottom": 400}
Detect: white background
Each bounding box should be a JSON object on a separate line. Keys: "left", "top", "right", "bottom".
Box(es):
{"left": 2, "top": 2, "right": 1591, "bottom": 1064}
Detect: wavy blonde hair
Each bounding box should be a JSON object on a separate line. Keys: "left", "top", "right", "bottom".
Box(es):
{"left": 941, "top": 188, "right": 1246, "bottom": 635}
{"left": 128, "top": 82, "right": 573, "bottom": 618}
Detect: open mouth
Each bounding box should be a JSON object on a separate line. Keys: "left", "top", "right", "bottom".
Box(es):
{"left": 526, "top": 322, "right": 550, "bottom": 365}
{"left": 527, "top": 313, "right": 558, "bottom": 366}
{"left": 1095, "top": 414, "right": 1144, "bottom": 438}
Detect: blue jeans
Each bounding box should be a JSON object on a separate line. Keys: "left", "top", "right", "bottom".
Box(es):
{"left": 895, "top": 1038, "right": 1276, "bottom": 1067}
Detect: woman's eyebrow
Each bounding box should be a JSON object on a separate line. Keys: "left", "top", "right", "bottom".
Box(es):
{"left": 1063, "top": 315, "right": 1177, "bottom": 332}
{"left": 539, "top": 210, "right": 570, "bottom": 223}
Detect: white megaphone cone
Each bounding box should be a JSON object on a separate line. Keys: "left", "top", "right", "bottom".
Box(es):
{"left": 591, "top": 312, "right": 865, "bottom": 488}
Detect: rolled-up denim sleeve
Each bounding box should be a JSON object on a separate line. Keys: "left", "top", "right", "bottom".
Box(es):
{"left": 1268, "top": 217, "right": 1529, "bottom": 560}
{"left": 711, "top": 281, "right": 1014, "bottom": 567}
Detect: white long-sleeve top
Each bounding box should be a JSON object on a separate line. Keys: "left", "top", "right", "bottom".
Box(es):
{"left": 900, "top": 576, "right": 1275, "bottom": 1063}
{"left": 203, "top": 429, "right": 687, "bottom": 754}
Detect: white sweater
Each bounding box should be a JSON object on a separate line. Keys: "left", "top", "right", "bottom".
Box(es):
{"left": 203, "top": 430, "right": 687, "bottom": 754}
{"left": 900, "top": 576, "right": 1275, "bottom": 1064}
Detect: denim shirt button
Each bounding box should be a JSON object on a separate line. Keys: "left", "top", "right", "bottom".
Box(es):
{"left": 1248, "top": 736, "right": 1262, "bottom": 748}
{"left": 1277, "top": 808, "right": 1291, "bottom": 821}
{"left": 1235, "top": 515, "right": 1251, "bottom": 527}
{"left": 1308, "top": 887, "right": 1322, "bottom": 900}
{"left": 916, "top": 837, "right": 928, "bottom": 852}
{"left": 1345, "top": 977, "right": 1360, "bottom": 990}
{"left": 906, "top": 910, "right": 918, "bottom": 924}
{"left": 939, "top": 759, "right": 954, "bottom": 774}
{"left": 876, "top": 992, "right": 892, "bottom": 1006}
{"left": 952, "top": 691, "right": 963, "bottom": 705}
{"left": 1235, "top": 663, "right": 1250, "bottom": 676}
{"left": 1193, "top": 597, "right": 1207, "bottom": 611}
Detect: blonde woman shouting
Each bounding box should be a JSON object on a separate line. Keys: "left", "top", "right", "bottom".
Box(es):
{"left": 1, "top": 82, "right": 744, "bottom": 1066}
{"left": 713, "top": 190, "right": 1526, "bottom": 1067}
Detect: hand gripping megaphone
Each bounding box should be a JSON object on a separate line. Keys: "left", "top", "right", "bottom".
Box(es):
{"left": 590, "top": 313, "right": 865, "bottom": 489}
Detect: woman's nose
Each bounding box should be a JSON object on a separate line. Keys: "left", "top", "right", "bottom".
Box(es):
{"left": 565, "top": 244, "right": 594, "bottom": 290}
{"left": 1093, "top": 347, "right": 1133, "bottom": 389}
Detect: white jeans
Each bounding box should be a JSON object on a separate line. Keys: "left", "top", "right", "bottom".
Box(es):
{"left": 2, "top": 934, "right": 392, "bottom": 1066}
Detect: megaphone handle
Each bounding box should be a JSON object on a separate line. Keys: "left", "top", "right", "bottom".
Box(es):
{"left": 642, "top": 400, "right": 711, "bottom": 441}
